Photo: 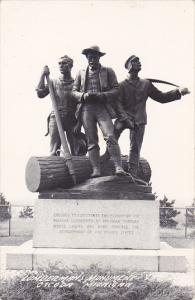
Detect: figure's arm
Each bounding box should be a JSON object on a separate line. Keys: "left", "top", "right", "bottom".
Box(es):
{"left": 148, "top": 81, "right": 190, "bottom": 103}
{"left": 36, "top": 66, "right": 50, "bottom": 98}
{"left": 73, "top": 118, "right": 82, "bottom": 134}
{"left": 115, "top": 84, "right": 128, "bottom": 120}
{"left": 72, "top": 72, "right": 85, "bottom": 103}
{"left": 102, "top": 68, "right": 119, "bottom": 102}
{"left": 115, "top": 84, "right": 135, "bottom": 129}
{"left": 88, "top": 68, "right": 119, "bottom": 103}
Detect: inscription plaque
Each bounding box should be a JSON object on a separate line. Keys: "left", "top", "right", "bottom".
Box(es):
{"left": 33, "top": 199, "right": 160, "bottom": 249}
{"left": 52, "top": 213, "right": 140, "bottom": 236}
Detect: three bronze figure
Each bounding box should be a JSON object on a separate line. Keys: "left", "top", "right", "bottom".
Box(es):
{"left": 36, "top": 46, "right": 190, "bottom": 182}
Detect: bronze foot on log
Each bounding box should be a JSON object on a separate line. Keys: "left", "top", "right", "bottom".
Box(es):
{"left": 90, "top": 168, "right": 101, "bottom": 178}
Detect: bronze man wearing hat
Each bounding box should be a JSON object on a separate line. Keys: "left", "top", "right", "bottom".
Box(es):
{"left": 36, "top": 55, "right": 87, "bottom": 156}
{"left": 72, "top": 45, "right": 126, "bottom": 178}
{"left": 114, "top": 55, "right": 190, "bottom": 180}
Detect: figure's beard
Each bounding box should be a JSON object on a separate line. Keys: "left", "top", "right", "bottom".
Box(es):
{"left": 89, "top": 63, "right": 99, "bottom": 71}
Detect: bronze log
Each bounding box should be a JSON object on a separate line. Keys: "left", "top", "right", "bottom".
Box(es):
{"left": 25, "top": 155, "right": 151, "bottom": 192}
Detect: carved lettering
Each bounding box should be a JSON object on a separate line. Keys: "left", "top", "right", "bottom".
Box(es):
{"left": 52, "top": 212, "right": 140, "bottom": 236}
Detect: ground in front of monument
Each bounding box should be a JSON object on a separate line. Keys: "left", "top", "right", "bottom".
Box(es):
{"left": 0, "top": 242, "right": 194, "bottom": 299}
{"left": 0, "top": 227, "right": 194, "bottom": 299}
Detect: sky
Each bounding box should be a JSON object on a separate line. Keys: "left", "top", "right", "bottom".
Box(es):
{"left": 0, "top": 0, "right": 194, "bottom": 206}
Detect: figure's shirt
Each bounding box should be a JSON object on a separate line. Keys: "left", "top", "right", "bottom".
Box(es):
{"left": 118, "top": 77, "right": 149, "bottom": 125}
{"left": 86, "top": 68, "right": 101, "bottom": 93}
{"left": 83, "top": 68, "right": 103, "bottom": 111}
{"left": 118, "top": 76, "right": 181, "bottom": 125}
{"left": 72, "top": 65, "right": 119, "bottom": 119}
{"left": 36, "top": 76, "right": 76, "bottom": 117}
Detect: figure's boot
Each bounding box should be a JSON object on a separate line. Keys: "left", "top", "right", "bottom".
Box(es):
{"left": 108, "top": 144, "right": 127, "bottom": 176}
{"left": 50, "top": 144, "right": 60, "bottom": 156}
{"left": 127, "top": 162, "right": 148, "bottom": 185}
{"left": 88, "top": 148, "right": 101, "bottom": 178}
{"left": 100, "top": 148, "right": 111, "bottom": 163}
{"left": 127, "top": 162, "right": 138, "bottom": 177}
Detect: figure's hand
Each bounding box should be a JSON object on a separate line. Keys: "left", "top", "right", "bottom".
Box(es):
{"left": 95, "top": 92, "right": 106, "bottom": 102}
{"left": 125, "top": 118, "right": 135, "bottom": 129}
{"left": 73, "top": 122, "right": 81, "bottom": 134}
{"left": 179, "top": 87, "right": 190, "bottom": 96}
{"left": 42, "top": 65, "right": 50, "bottom": 76}
{"left": 88, "top": 92, "right": 98, "bottom": 100}
{"left": 83, "top": 93, "right": 89, "bottom": 102}
{"left": 83, "top": 92, "right": 98, "bottom": 102}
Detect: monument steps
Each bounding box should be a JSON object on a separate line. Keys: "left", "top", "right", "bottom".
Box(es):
{"left": 4, "top": 240, "right": 189, "bottom": 273}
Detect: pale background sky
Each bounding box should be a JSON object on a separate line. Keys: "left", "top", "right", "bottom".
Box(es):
{"left": 0, "top": 0, "right": 194, "bottom": 206}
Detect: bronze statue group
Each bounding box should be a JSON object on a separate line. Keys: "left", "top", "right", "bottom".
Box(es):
{"left": 36, "top": 45, "right": 190, "bottom": 182}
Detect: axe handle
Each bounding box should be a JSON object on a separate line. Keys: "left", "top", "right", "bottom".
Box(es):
{"left": 46, "top": 73, "right": 76, "bottom": 185}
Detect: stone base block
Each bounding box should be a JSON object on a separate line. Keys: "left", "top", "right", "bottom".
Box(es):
{"left": 33, "top": 198, "right": 160, "bottom": 249}
{"left": 5, "top": 241, "right": 189, "bottom": 272}
{"left": 6, "top": 242, "right": 33, "bottom": 270}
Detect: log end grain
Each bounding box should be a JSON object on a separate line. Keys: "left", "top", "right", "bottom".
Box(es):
{"left": 25, "top": 156, "right": 41, "bottom": 192}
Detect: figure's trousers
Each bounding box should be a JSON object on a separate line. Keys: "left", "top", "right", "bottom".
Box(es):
{"left": 114, "top": 120, "right": 145, "bottom": 175}
{"left": 49, "top": 114, "right": 76, "bottom": 156}
{"left": 81, "top": 104, "right": 116, "bottom": 151}
{"left": 81, "top": 104, "right": 123, "bottom": 168}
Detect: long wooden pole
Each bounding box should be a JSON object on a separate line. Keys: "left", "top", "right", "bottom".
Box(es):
{"left": 45, "top": 72, "right": 76, "bottom": 185}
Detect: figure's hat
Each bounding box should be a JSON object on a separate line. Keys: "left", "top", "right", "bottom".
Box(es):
{"left": 124, "top": 55, "right": 138, "bottom": 69}
{"left": 82, "top": 45, "right": 106, "bottom": 57}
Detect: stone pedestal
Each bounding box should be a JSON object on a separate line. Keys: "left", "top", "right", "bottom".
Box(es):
{"left": 33, "top": 198, "right": 160, "bottom": 250}
{"left": 5, "top": 176, "right": 188, "bottom": 273}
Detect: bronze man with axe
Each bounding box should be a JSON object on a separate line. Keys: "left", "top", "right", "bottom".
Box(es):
{"left": 36, "top": 55, "right": 87, "bottom": 157}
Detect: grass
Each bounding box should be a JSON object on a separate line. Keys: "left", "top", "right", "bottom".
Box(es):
{"left": 0, "top": 229, "right": 194, "bottom": 249}
{"left": 0, "top": 206, "right": 33, "bottom": 240}
{"left": 161, "top": 237, "right": 194, "bottom": 249}
{"left": 0, "top": 235, "right": 32, "bottom": 246}
{"left": 0, "top": 235, "right": 193, "bottom": 249}
{"left": 0, "top": 266, "right": 193, "bottom": 300}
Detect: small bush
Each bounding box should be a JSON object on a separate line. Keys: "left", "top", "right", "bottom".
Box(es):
{"left": 19, "top": 206, "right": 34, "bottom": 219}
{"left": 186, "top": 207, "right": 195, "bottom": 228}
{"left": 0, "top": 266, "right": 193, "bottom": 300}
{"left": 158, "top": 195, "right": 180, "bottom": 228}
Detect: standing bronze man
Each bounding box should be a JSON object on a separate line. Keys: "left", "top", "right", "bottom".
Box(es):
{"left": 114, "top": 55, "right": 190, "bottom": 180}
{"left": 36, "top": 55, "right": 87, "bottom": 156}
{"left": 73, "top": 45, "right": 126, "bottom": 178}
